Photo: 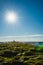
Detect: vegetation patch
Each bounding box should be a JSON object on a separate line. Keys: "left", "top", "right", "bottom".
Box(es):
{"left": 0, "top": 42, "right": 43, "bottom": 65}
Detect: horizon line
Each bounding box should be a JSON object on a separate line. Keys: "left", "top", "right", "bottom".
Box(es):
{"left": 0, "top": 34, "right": 43, "bottom": 42}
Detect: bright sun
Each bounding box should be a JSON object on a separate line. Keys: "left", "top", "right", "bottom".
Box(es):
{"left": 5, "top": 11, "right": 18, "bottom": 23}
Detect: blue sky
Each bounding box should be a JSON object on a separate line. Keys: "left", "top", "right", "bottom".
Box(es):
{"left": 0, "top": 0, "right": 43, "bottom": 41}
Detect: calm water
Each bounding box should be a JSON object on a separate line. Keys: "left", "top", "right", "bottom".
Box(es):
{"left": 34, "top": 42, "right": 43, "bottom": 46}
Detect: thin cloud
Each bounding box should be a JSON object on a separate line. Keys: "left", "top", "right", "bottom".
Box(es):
{"left": 0, "top": 34, "right": 43, "bottom": 42}
{"left": 0, "top": 34, "right": 43, "bottom": 38}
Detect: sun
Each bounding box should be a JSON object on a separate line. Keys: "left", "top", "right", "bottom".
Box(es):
{"left": 5, "top": 11, "right": 18, "bottom": 24}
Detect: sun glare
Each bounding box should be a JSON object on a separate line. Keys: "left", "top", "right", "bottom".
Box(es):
{"left": 5, "top": 11, "right": 18, "bottom": 24}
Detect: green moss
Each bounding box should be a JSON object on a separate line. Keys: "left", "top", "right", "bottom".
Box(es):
{"left": 0, "top": 42, "right": 43, "bottom": 65}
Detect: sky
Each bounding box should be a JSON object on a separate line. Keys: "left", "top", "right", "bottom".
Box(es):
{"left": 0, "top": 0, "right": 43, "bottom": 42}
